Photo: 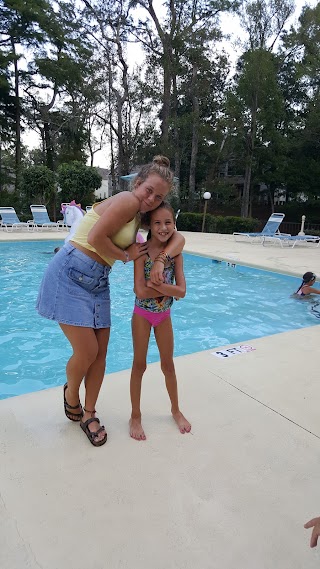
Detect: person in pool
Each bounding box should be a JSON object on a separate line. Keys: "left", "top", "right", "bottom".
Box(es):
{"left": 294, "top": 272, "right": 320, "bottom": 297}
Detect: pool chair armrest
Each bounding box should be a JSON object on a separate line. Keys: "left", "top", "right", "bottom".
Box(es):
{"left": 27, "top": 220, "right": 37, "bottom": 231}
{"left": 56, "top": 220, "right": 65, "bottom": 230}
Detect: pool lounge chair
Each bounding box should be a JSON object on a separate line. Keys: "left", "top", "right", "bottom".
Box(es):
{"left": 30, "top": 204, "right": 63, "bottom": 231}
{"left": 0, "top": 207, "right": 32, "bottom": 232}
{"left": 263, "top": 234, "right": 320, "bottom": 248}
{"left": 233, "top": 212, "right": 286, "bottom": 243}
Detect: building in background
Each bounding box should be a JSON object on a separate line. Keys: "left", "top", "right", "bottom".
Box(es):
{"left": 95, "top": 168, "right": 112, "bottom": 199}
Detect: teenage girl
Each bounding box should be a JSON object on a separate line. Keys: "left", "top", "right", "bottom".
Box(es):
{"left": 294, "top": 272, "right": 320, "bottom": 297}
{"left": 129, "top": 202, "right": 191, "bottom": 440}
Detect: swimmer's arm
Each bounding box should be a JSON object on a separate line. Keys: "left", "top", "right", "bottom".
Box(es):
{"left": 146, "top": 254, "right": 186, "bottom": 299}
{"left": 87, "top": 193, "right": 147, "bottom": 262}
{"left": 133, "top": 256, "right": 167, "bottom": 300}
{"left": 305, "top": 286, "right": 320, "bottom": 295}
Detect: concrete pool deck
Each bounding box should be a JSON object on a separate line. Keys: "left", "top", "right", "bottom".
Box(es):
{"left": 1, "top": 230, "right": 320, "bottom": 569}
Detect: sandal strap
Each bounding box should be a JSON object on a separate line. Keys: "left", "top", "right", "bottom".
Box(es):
{"left": 81, "top": 417, "right": 100, "bottom": 428}
{"left": 64, "top": 384, "right": 82, "bottom": 409}
{"left": 88, "top": 426, "right": 105, "bottom": 440}
{"left": 65, "top": 402, "right": 82, "bottom": 410}
{"left": 80, "top": 417, "right": 107, "bottom": 446}
{"left": 80, "top": 418, "right": 106, "bottom": 440}
{"left": 66, "top": 409, "right": 83, "bottom": 417}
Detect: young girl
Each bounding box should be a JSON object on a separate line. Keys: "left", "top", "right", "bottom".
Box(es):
{"left": 294, "top": 272, "right": 320, "bottom": 297}
{"left": 129, "top": 202, "right": 191, "bottom": 441}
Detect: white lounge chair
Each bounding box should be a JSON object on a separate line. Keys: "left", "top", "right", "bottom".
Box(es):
{"left": 30, "top": 205, "right": 64, "bottom": 231}
{"left": 263, "top": 234, "right": 320, "bottom": 248}
{"left": 0, "top": 207, "right": 33, "bottom": 232}
{"left": 233, "top": 213, "right": 287, "bottom": 243}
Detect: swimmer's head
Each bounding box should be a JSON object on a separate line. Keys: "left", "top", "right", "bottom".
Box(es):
{"left": 54, "top": 247, "right": 61, "bottom": 254}
{"left": 303, "top": 271, "right": 316, "bottom": 283}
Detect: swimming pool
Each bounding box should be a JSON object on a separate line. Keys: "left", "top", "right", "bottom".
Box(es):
{"left": 1, "top": 240, "right": 319, "bottom": 399}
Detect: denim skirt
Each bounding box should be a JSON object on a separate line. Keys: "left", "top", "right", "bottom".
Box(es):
{"left": 36, "top": 242, "right": 111, "bottom": 328}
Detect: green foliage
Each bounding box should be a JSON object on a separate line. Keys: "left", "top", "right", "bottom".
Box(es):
{"left": 280, "top": 202, "right": 320, "bottom": 224}
{"left": 177, "top": 212, "right": 259, "bottom": 233}
{"left": 57, "top": 161, "right": 101, "bottom": 206}
{"left": 176, "top": 212, "right": 203, "bottom": 231}
{"left": 20, "top": 165, "right": 56, "bottom": 204}
{"left": 0, "top": 189, "right": 23, "bottom": 211}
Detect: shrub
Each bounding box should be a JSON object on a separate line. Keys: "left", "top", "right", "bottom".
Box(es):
{"left": 57, "top": 161, "right": 101, "bottom": 205}
{"left": 176, "top": 212, "right": 203, "bottom": 231}
{"left": 177, "top": 213, "right": 259, "bottom": 234}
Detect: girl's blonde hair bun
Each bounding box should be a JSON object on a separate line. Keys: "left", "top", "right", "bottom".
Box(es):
{"left": 135, "top": 155, "right": 174, "bottom": 189}
{"left": 152, "top": 155, "right": 170, "bottom": 168}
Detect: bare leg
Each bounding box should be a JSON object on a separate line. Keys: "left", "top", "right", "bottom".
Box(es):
{"left": 129, "top": 313, "right": 151, "bottom": 440}
{"left": 154, "top": 318, "right": 191, "bottom": 434}
{"left": 59, "top": 324, "right": 99, "bottom": 419}
{"left": 82, "top": 328, "right": 110, "bottom": 443}
{"left": 59, "top": 324, "right": 110, "bottom": 443}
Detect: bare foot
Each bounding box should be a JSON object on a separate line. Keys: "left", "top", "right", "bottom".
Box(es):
{"left": 129, "top": 417, "right": 146, "bottom": 441}
{"left": 172, "top": 410, "right": 191, "bottom": 434}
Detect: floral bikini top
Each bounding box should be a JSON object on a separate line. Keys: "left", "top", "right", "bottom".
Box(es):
{"left": 135, "top": 255, "right": 175, "bottom": 313}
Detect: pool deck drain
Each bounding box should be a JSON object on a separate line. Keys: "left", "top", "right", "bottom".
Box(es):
{"left": 0, "top": 230, "right": 320, "bottom": 569}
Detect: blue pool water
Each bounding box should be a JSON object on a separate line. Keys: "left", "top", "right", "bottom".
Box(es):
{"left": 1, "top": 240, "right": 319, "bottom": 399}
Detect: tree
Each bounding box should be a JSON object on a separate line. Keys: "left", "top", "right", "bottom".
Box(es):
{"left": 0, "top": 0, "right": 57, "bottom": 186}
{"left": 20, "top": 164, "right": 56, "bottom": 204}
{"left": 280, "top": 4, "right": 320, "bottom": 200}
{"left": 23, "top": 0, "right": 98, "bottom": 171}
{"left": 230, "top": 0, "right": 294, "bottom": 217}
{"left": 57, "top": 161, "right": 101, "bottom": 206}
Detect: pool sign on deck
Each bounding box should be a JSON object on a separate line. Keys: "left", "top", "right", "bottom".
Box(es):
{"left": 212, "top": 345, "right": 256, "bottom": 358}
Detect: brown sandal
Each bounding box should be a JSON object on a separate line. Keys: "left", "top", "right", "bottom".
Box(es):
{"left": 63, "top": 383, "right": 83, "bottom": 422}
{"left": 80, "top": 408, "right": 107, "bottom": 447}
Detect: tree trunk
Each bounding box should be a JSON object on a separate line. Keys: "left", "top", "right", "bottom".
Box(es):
{"left": 139, "top": 1, "right": 174, "bottom": 152}
{"left": 188, "top": 63, "right": 199, "bottom": 210}
{"left": 43, "top": 121, "right": 54, "bottom": 171}
{"left": 161, "top": 49, "right": 172, "bottom": 151}
{"left": 241, "top": 93, "right": 257, "bottom": 217}
{"left": 11, "top": 37, "right": 21, "bottom": 190}
{"left": 267, "top": 185, "right": 275, "bottom": 213}
{"left": 242, "top": 159, "right": 252, "bottom": 217}
{"left": 172, "top": 74, "right": 180, "bottom": 181}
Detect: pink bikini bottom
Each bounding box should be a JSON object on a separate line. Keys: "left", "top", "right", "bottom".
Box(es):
{"left": 133, "top": 305, "right": 171, "bottom": 328}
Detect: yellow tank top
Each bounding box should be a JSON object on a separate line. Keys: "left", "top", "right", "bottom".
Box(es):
{"left": 71, "top": 201, "right": 140, "bottom": 266}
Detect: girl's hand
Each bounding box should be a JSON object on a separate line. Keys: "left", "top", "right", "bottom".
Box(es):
{"left": 126, "top": 241, "right": 148, "bottom": 262}
{"left": 150, "top": 260, "right": 165, "bottom": 284}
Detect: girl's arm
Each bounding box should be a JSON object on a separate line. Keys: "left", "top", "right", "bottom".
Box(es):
{"left": 149, "top": 231, "right": 185, "bottom": 285}
{"left": 304, "top": 286, "right": 320, "bottom": 295}
{"left": 134, "top": 256, "right": 168, "bottom": 300}
{"left": 87, "top": 193, "right": 147, "bottom": 262}
{"left": 146, "top": 254, "right": 186, "bottom": 299}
